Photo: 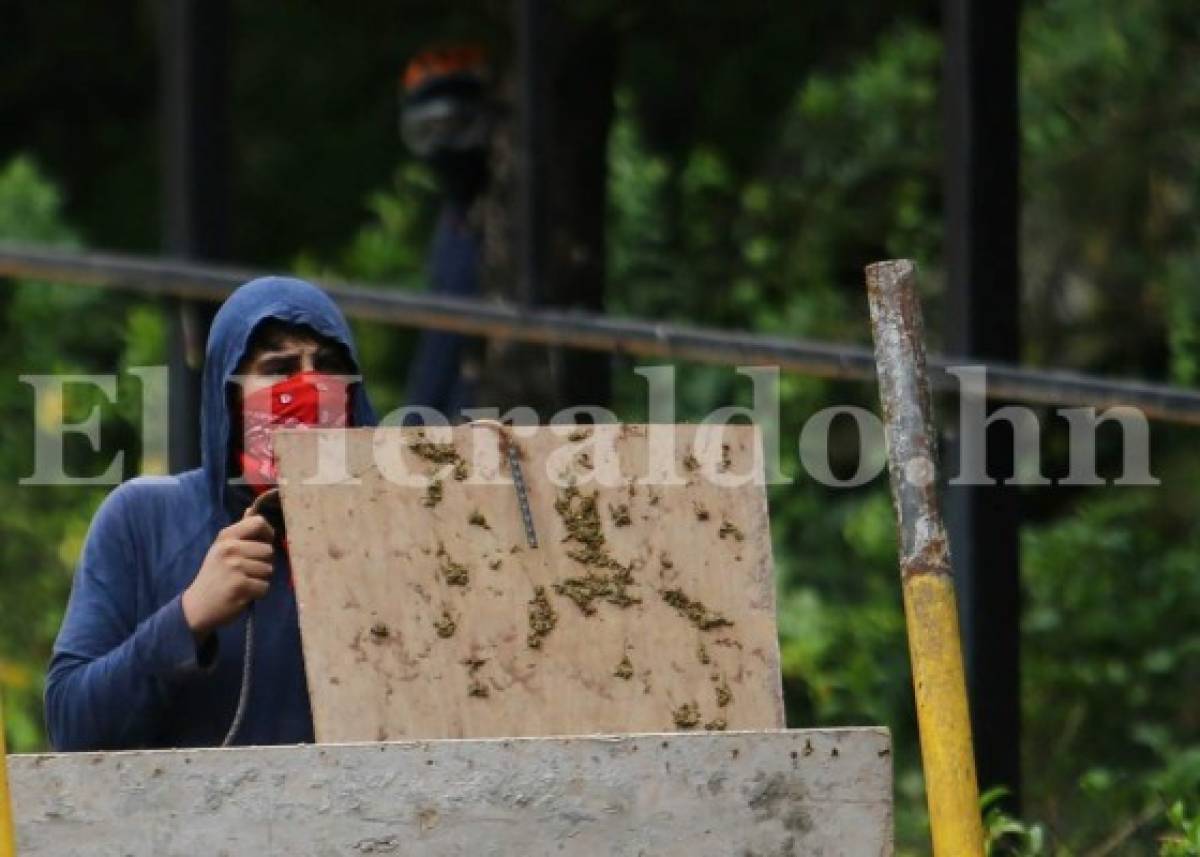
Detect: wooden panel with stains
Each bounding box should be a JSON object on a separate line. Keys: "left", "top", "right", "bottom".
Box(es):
{"left": 274, "top": 424, "right": 783, "bottom": 742}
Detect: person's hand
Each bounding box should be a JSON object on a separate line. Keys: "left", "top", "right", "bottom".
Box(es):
{"left": 181, "top": 514, "right": 275, "bottom": 637}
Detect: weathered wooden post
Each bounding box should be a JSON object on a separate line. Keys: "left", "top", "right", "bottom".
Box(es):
{"left": 866, "top": 259, "right": 985, "bottom": 857}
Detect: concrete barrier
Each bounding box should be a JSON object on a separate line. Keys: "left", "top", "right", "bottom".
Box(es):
{"left": 11, "top": 728, "right": 892, "bottom": 856}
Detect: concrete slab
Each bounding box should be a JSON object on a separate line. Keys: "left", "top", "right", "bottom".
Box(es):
{"left": 10, "top": 728, "right": 892, "bottom": 856}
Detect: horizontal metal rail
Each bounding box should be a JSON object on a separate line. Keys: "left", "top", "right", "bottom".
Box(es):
{"left": 2, "top": 241, "right": 1199, "bottom": 426}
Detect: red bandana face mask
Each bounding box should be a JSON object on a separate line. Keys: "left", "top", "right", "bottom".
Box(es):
{"left": 237, "top": 371, "right": 351, "bottom": 493}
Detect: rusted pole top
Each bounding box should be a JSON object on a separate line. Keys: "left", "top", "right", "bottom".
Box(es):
{"left": 865, "top": 259, "right": 949, "bottom": 579}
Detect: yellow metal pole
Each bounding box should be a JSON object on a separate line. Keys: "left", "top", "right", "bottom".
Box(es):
{"left": 865, "top": 259, "right": 985, "bottom": 857}
{"left": 0, "top": 692, "right": 16, "bottom": 857}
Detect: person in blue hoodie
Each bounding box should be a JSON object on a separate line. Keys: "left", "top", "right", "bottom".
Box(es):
{"left": 45, "top": 276, "right": 377, "bottom": 750}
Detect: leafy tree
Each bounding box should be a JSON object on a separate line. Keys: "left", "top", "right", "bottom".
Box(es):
{"left": 0, "top": 157, "right": 159, "bottom": 749}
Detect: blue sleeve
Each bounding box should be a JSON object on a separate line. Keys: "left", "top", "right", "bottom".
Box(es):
{"left": 44, "top": 487, "right": 215, "bottom": 751}
{"left": 406, "top": 329, "right": 468, "bottom": 414}
{"left": 405, "top": 204, "right": 480, "bottom": 417}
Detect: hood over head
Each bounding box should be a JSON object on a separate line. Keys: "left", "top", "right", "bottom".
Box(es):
{"left": 200, "top": 276, "right": 377, "bottom": 515}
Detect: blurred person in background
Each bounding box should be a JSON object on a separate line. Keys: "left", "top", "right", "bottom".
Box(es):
{"left": 400, "top": 44, "right": 491, "bottom": 422}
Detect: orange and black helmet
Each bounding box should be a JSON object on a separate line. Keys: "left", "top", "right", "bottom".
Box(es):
{"left": 400, "top": 43, "right": 491, "bottom": 158}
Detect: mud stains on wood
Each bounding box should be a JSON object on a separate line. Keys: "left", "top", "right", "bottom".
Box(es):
{"left": 661, "top": 588, "right": 733, "bottom": 631}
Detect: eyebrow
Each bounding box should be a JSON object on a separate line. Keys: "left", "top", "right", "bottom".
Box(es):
{"left": 254, "top": 346, "right": 306, "bottom": 360}
{"left": 249, "top": 350, "right": 305, "bottom": 371}
{"left": 247, "top": 343, "right": 352, "bottom": 372}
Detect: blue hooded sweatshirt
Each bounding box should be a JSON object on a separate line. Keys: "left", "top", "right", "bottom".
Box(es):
{"left": 45, "top": 277, "right": 377, "bottom": 750}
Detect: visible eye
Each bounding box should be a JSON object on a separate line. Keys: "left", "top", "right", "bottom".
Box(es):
{"left": 316, "top": 346, "right": 355, "bottom": 375}
{"left": 258, "top": 356, "right": 301, "bottom": 376}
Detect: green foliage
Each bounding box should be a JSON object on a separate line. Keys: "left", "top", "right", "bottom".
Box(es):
{"left": 983, "top": 788, "right": 1050, "bottom": 857}
{"left": 0, "top": 157, "right": 158, "bottom": 750}
{"left": 1161, "top": 801, "right": 1200, "bottom": 857}
{"left": 1020, "top": 0, "right": 1200, "bottom": 376}
{"left": 0, "top": 158, "right": 78, "bottom": 245}
{"left": 1022, "top": 484, "right": 1200, "bottom": 850}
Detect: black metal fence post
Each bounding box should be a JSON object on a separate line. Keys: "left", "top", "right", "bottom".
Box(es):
{"left": 161, "top": 0, "right": 230, "bottom": 472}
{"left": 942, "top": 0, "right": 1022, "bottom": 808}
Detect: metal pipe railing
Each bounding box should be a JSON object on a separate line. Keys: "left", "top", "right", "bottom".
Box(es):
{"left": 2, "top": 241, "right": 1199, "bottom": 426}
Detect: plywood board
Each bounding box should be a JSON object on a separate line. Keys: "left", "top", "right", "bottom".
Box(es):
{"left": 275, "top": 424, "right": 783, "bottom": 742}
